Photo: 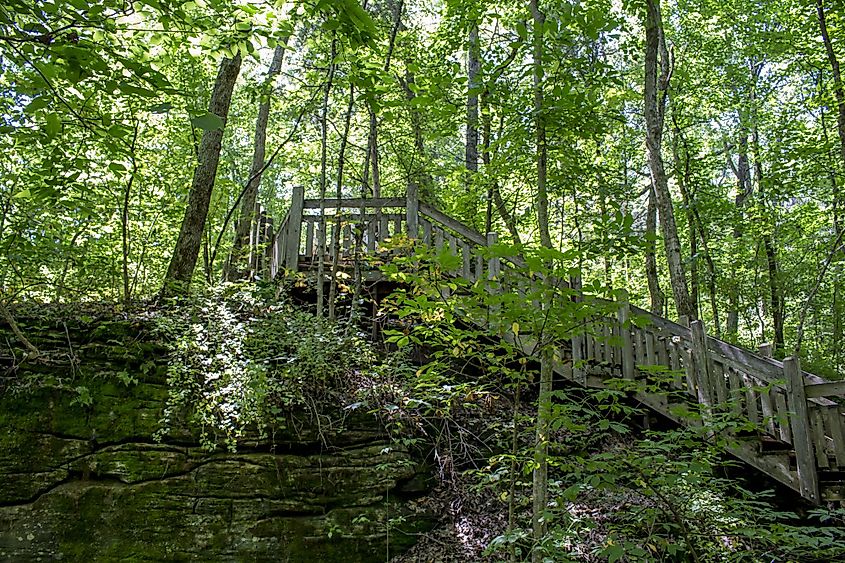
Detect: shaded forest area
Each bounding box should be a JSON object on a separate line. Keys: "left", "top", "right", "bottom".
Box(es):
{"left": 2, "top": 0, "right": 844, "bottom": 369}
{"left": 4, "top": 0, "right": 845, "bottom": 561}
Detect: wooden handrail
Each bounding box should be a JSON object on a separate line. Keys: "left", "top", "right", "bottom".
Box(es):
{"left": 303, "top": 197, "right": 406, "bottom": 209}
{"left": 419, "top": 203, "right": 487, "bottom": 246}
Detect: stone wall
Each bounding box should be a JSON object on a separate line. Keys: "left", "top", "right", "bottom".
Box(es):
{"left": 0, "top": 316, "right": 433, "bottom": 561}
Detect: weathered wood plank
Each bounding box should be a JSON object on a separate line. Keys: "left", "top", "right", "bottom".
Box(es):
{"left": 422, "top": 218, "right": 432, "bottom": 245}
{"left": 825, "top": 406, "right": 845, "bottom": 468}
{"left": 304, "top": 218, "right": 314, "bottom": 258}
{"left": 811, "top": 407, "right": 830, "bottom": 469}
{"left": 759, "top": 386, "right": 777, "bottom": 436}
{"left": 806, "top": 380, "right": 845, "bottom": 399}
{"left": 618, "top": 293, "right": 634, "bottom": 380}
{"left": 419, "top": 202, "right": 487, "bottom": 246}
{"left": 645, "top": 330, "right": 657, "bottom": 367}
{"left": 727, "top": 367, "right": 744, "bottom": 418}
{"left": 487, "top": 232, "right": 500, "bottom": 279}
{"left": 460, "top": 241, "right": 472, "bottom": 280}
{"left": 284, "top": 186, "right": 305, "bottom": 271}
{"left": 785, "top": 356, "right": 820, "bottom": 503}
{"left": 365, "top": 219, "right": 376, "bottom": 253}
{"left": 743, "top": 374, "right": 761, "bottom": 426}
{"left": 379, "top": 213, "right": 390, "bottom": 244}
{"left": 711, "top": 360, "right": 729, "bottom": 406}
{"left": 773, "top": 390, "right": 791, "bottom": 443}
{"left": 690, "top": 321, "right": 714, "bottom": 413}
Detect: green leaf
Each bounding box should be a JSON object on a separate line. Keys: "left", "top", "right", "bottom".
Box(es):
{"left": 45, "top": 113, "right": 61, "bottom": 138}
{"left": 190, "top": 112, "right": 225, "bottom": 131}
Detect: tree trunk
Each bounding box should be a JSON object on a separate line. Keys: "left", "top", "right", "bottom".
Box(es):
{"left": 529, "top": 3, "right": 552, "bottom": 559}
{"left": 466, "top": 20, "right": 480, "bottom": 186}
{"left": 532, "top": 349, "right": 552, "bottom": 563}
{"left": 162, "top": 54, "right": 241, "bottom": 294}
{"left": 671, "top": 115, "right": 721, "bottom": 335}
{"left": 725, "top": 130, "right": 753, "bottom": 337}
{"left": 531, "top": 0, "right": 552, "bottom": 249}
{"left": 121, "top": 123, "right": 139, "bottom": 305}
{"left": 644, "top": 0, "right": 695, "bottom": 320}
{"left": 751, "top": 125, "right": 785, "bottom": 352}
{"left": 226, "top": 43, "right": 287, "bottom": 281}
{"left": 328, "top": 84, "right": 356, "bottom": 321}
{"left": 316, "top": 38, "right": 337, "bottom": 318}
{"left": 645, "top": 184, "right": 665, "bottom": 316}
{"left": 818, "top": 0, "right": 845, "bottom": 189}
{"left": 818, "top": 0, "right": 845, "bottom": 362}
{"left": 401, "top": 70, "right": 433, "bottom": 201}
{"left": 671, "top": 127, "right": 698, "bottom": 315}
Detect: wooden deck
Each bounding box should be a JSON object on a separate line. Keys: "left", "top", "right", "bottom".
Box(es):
{"left": 268, "top": 187, "right": 845, "bottom": 504}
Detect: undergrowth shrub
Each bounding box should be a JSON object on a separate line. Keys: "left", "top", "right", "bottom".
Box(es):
{"left": 153, "top": 283, "right": 389, "bottom": 451}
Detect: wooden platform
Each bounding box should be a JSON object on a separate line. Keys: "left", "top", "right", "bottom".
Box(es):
{"left": 267, "top": 188, "right": 845, "bottom": 504}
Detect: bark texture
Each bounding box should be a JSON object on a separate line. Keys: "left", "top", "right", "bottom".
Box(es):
{"left": 644, "top": 0, "right": 695, "bottom": 320}
{"left": 163, "top": 55, "right": 242, "bottom": 293}
{"left": 465, "top": 21, "right": 480, "bottom": 180}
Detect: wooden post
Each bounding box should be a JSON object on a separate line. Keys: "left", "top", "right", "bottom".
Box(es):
{"left": 759, "top": 343, "right": 773, "bottom": 358}
{"left": 618, "top": 290, "right": 635, "bottom": 380}
{"left": 262, "top": 215, "right": 274, "bottom": 277}
{"left": 486, "top": 232, "right": 500, "bottom": 280}
{"left": 690, "top": 320, "right": 715, "bottom": 415}
{"left": 406, "top": 183, "right": 418, "bottom": 239}
{"left": 785, "top": 356, "right": 820, "bottom": 503}
{"left": 285, "top": 186, "right": 304, "bottom": 272}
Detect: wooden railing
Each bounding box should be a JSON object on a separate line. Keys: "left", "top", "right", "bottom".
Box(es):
{"left": 269, "top": 188, "right": 845, "bottom": 503}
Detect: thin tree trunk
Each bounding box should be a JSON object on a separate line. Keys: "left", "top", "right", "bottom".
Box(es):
{"left": 671, "top": 118, "right": 721, "bottom": 335}
{"left": 644, "top": 0, "right": 694, "bottom": 320}
{"left": 818, "top": 0, "right": 845, "bottom": 188}
{"left": 121, "top": 124, "right": 139, "bottom": 305}
{"left": 529, "top": 4, "right": 552, "bottom": 559}
{"left": 751, "top": 125, "right": 785, "bottom": 352}
{"left": 226, "top": 42, "right": 288, "bottom": 281}
{"left": 328, "top": 84, "right": 356, "bottom": 321}
{"left": 645, "top": 185, "right": 665, "bottom": 316}
{"left": 817, "top": 0, "right": 845, "bottom": 364}
{"left": 532, "top": 348, "right": 552, "bottom": 563}
{"left": 671, "top": 125, "right": 698, "bottom": 316}
{"left": 481, "top": 100, "right": 521, "bottom": 244}
{"left": 466, "top": 20, "right": 480, "bottom": 188}
{"left": 316, "top": 38, "right": 337, "bottom": 318}
{"left": 162, "top": 54, "right": 241, "bottom": 294}
{"left": 365, "top": 0, "right": 403, "bottom": 201}
{"left": 725, "top": 130, "right": 752, "bottom": 337}
{"left": 531, "top": 0, "right": 552, "bottom": 249}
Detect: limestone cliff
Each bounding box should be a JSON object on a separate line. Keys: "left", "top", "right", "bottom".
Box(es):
{"left": 0, "top": 315, "right": 433, "bottom": 562}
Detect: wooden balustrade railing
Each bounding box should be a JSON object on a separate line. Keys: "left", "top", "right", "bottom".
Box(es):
{"left": 268, "top": 187, "right": 845, "bottom": 503}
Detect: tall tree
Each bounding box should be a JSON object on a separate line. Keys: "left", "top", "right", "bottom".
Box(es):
{"left": 817, "top": 0, "right": 845, "bottom": 362}
{"left": 531, "top": 0, "right": 552, "bottom": 249}
{"left": 226, "top": 43, "right": 288, "bottom": 281}
{"left": 466, "top": 18, "right": 480, "bottom": 186}
{"left": 162, "top": 54, "right": 242, "bottom": 294}
{"left": 644, "top": 0, "right": 695, "bottom": 320}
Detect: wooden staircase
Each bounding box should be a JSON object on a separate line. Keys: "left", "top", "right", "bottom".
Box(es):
{"left": 267, "top": 186, "right": 845, "bottom": 504}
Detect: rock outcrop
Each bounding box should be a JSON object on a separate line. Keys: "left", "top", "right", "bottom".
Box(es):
{"left": 0, "top": 316, "right": 433, "bottom": 562}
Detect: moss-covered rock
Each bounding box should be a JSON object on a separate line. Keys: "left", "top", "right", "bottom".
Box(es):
{"left": 0, "top": 318, "right": 434, "bottom": 562}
